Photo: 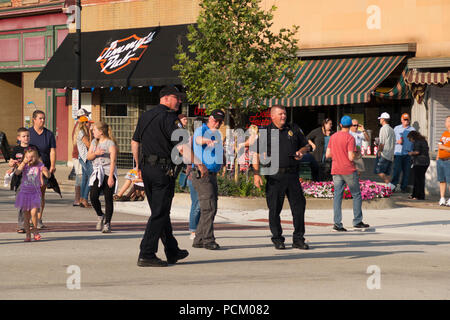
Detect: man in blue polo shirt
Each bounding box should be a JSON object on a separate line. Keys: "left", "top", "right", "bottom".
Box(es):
{"left": 191, "top": 109, "right": 225, "bottom": 250}
{"left": 391, "top": 113, "right": 415, "bottom": 192}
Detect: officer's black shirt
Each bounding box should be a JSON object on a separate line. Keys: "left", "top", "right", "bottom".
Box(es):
{"left": 261, "top": 122, "right": 308, "bottom": 168}
{"left": 132, "top": 104, "right": 182, "bottom": 159}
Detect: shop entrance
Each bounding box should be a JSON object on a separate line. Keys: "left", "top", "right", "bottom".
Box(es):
{"left": 0, "top": 72, "right": 22, "bottom": 148}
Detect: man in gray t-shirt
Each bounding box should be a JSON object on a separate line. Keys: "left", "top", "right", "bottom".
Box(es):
{"left": 374, "top": 112, "right": 396, "bottom": 190}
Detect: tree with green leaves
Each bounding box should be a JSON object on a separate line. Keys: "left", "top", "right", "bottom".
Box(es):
{"left": 174, "top": 0, "right": 301, "bottom": 128}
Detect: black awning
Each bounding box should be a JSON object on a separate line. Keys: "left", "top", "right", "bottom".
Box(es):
{"left": 35, "top": 24, "right": 190, "bottom": 88}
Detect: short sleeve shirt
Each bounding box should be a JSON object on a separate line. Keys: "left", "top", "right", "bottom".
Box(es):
{"left": 438, "top": 131, "right": 450, "bottom": 159}
{"left": 379, "top": 124, "right": 395, "bottom": 161}
{"left": 349, "top": 131, "right": 365, "bottom": 148}
{"left": 91, "top": 139, "right": 116, "bottom": 173}
{"left": 77, "top": 130, "right": 89, "bottom": 162}
{"left": 132, "top": 104, "right": 182, "bottom": 160}
{"left": 394, "top": 125, "right": 415, "bottom": 155}
{"left": 12, "top": 144, "right": 40, "bottom": 164}
{"left": 193, "top": 123, "right": 223, "bottom": 173}
{"left": 261, "top": 123, "right": 308, "bottom": 169}
{"left": 29, "top": 127, "right": 56, "bottom": 169}
{"left": 327, "top": 131, "right": 356, "bottom": 175}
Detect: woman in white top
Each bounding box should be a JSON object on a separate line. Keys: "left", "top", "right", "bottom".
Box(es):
{"left": 87, "top": 121, "right": 118, "bottom": 233}
{"left": 76, "top": 116, "right": 93, "bottom": 208}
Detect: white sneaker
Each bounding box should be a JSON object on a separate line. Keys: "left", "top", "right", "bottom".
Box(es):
{"left": 446, "top": 199, "right": 450, "bottom": 207}
{"left": 439, "top": 198, "right": 446, "bottom": 206}
{"left": 387, "top": 183, "right": 396, "bottom": 191}
{"left": 189, "top": 232, "right": 196, "bottom": 240}
{"left": 102, "top": 223, "right": 111, "bottom": 233}
{"left": 96, "top": 216, "right": 104, "bottom": 231}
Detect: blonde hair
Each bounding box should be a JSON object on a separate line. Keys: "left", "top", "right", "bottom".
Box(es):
{"left": 24, "top": 148, "right": 40, "bottom": 166}
{"left": 76, "top": 120, "right": 90, "bottom": 140}
{"left": 93, "top": 121, "right": 119, "bottom": 151}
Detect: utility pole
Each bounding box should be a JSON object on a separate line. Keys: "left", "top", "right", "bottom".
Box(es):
{"left": 73, "top": 0, "right": 82, "bottom": 111}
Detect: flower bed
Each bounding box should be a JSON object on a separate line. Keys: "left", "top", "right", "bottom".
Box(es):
{"left": 300, "top": 179, "right": 392, "bottom": 200}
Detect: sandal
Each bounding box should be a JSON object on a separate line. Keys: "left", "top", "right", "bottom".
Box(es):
{"left": 17, "top": 228, "right": 25, "bottom": 234}
{"left": 24, "top": 237, "right": 31, "bottom": 242}
{"left": 113, "top": 195, "right": 122, "bottom": 201}
{"left": 34, "top": 233, "right": 41, "bottom": 241}
{"left": 80, "top": 202, "right": 92, "bottom": 208}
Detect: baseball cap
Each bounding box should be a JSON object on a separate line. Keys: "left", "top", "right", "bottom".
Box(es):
{"left": 210, "top": 109, "right": 225, "bottom": 121}
{"left": 78, "top": 116, "right": 89, "bottom": 123}
{"left": 378, "top": 112, "right": 390, "bottom": 120}
{"left": 76, "top": 108, "right": 91, "bottom": 118}
{"left": 159, "top": 85, "right": 182, "bottom": 98}
{"left": 401, "top": 113, "right": 410, "bottom": 120}
{"left": 340, "top": 115, "right": 352, "bottom": 127}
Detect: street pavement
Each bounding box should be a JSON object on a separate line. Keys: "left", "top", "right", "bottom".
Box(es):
{"left": 0, "top": 163, "right": 449, "bottom": 300}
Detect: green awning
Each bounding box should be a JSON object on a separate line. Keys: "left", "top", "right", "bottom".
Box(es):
{"left": 372, "top": 66, "right": 411, "bottom": 100}
{"left": 249, "top": 55, "right": 406, "bottom": 107}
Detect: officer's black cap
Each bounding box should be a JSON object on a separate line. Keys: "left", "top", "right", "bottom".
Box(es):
{"left": 159, "top": 85, "right": 183, "bottom": 98}
{"left": 210, "top": 109, "right": 225, "bottom": 121}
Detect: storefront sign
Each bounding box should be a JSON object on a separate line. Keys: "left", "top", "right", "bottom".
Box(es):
{"left": 72, "top": 89, "right": 79, "bottom": 119}
{"left": 248, "top": 109, "right": 271, "bottom": 127}
{"left": 96, "top": 31, "right": 157, "bottom": 74}
{"left": 189, "top": 105, "right": 208, "bottom": 118}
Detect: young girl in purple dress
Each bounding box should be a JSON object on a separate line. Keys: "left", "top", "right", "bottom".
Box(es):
{"left": 15, "top": 148, "right": 50, "bottom": 242}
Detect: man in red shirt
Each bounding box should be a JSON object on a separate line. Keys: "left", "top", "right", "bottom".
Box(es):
{"left": 326, "top": 115, "right": 370, "bottom": 232}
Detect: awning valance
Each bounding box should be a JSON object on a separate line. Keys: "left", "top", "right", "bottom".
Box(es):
{"left": 406, "top": 70, "right": 450, "bottom": 85}
{"left": 35, "top": 24, "right": 190, "bottom": 88}
{"left": 246, "top": 55, "right": 406, "bottom": 107}
{"left": 373, "top": 66, "right": 411, "bottom": 100}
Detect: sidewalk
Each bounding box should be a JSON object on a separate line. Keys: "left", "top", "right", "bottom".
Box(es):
{"left": 1, "top": 162, "right": 449, "bottom": 239}
{"left": 1, "top": 164, "right": 450, "bottom": 300}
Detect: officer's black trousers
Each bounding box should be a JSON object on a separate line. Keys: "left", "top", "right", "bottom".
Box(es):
{"left": 265, "top": 172, "right": 306, "bottom": 243}
{"left": 139, "top": 164, "right": 179, "bottom": 259}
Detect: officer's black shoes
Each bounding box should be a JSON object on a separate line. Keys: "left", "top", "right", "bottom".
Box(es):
{"left": 167, "top": 249, "right": 189, "bottom": 264}
{"left": 204, "top": 242, "right": 221, "bottom": 250}
{"left": 137, "top": 256, "right": 168, "bottom": 267}
{"left": 292, "top": 241, "right": 310, "bottom": 250}
{"left": 354, "top": 222, "right": 370, "bottom": 229}
{"left": 272, "top": 241, "right": 285, "bottom": 250}
{"left": 333, "top": 224, "right": 347, "bottom": 232}
{"left": 192, "top": 242, "right": 204, "bottom": 248}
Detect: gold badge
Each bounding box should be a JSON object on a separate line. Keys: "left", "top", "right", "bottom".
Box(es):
{"left": 288, "top": 130, "right": 293, "bottom": 136}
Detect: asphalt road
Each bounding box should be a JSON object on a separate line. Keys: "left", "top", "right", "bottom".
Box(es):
{"left": 0, "top": 189, "right": 449, "bottom": 300}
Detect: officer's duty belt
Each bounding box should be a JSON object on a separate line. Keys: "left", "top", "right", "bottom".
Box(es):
{"left": 144, "top": 154, "right": 172, "bottom": 166}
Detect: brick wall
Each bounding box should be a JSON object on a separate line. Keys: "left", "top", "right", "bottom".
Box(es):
{"left": 81, "top": 0, "right": 200, "bottom": 31}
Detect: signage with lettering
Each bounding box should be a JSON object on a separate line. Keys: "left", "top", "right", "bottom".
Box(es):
{"left": 248, "top": 109, "right": 271, "bottom": 127}
{"left": 96, "top": 31, "right": 157, "bottom": 74}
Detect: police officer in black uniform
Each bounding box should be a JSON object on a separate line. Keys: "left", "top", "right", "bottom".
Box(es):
{"left": 131, "top": 85, "right": 194, "bottom": 267}
{"left": 253, "top": 105, "right": 311, "bottom": 250}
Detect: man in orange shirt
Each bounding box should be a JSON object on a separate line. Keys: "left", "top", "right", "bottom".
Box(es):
{"left": 437, "top": 116, "right": 450, "bottom": 206}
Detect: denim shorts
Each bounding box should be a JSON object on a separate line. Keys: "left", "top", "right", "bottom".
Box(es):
{"left": 374, "top": 155, "right": 392, "bottom": 175}
{"left": 437, "top": 159, "right": 450, "bottom": 182}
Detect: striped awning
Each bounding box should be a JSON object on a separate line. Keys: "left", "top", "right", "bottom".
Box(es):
{"left": 246, "top": 55, "right": 406, "bottom": 107}
{"left": 406, "top": 70, "right": 450, "bottom": 85}
{"left": 372, "top": 66, "right": 411, "bottom": 100}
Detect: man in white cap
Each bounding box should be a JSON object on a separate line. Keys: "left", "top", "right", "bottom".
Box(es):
{"left": 374, "top": 112, "right": 396, "bottom": 190}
